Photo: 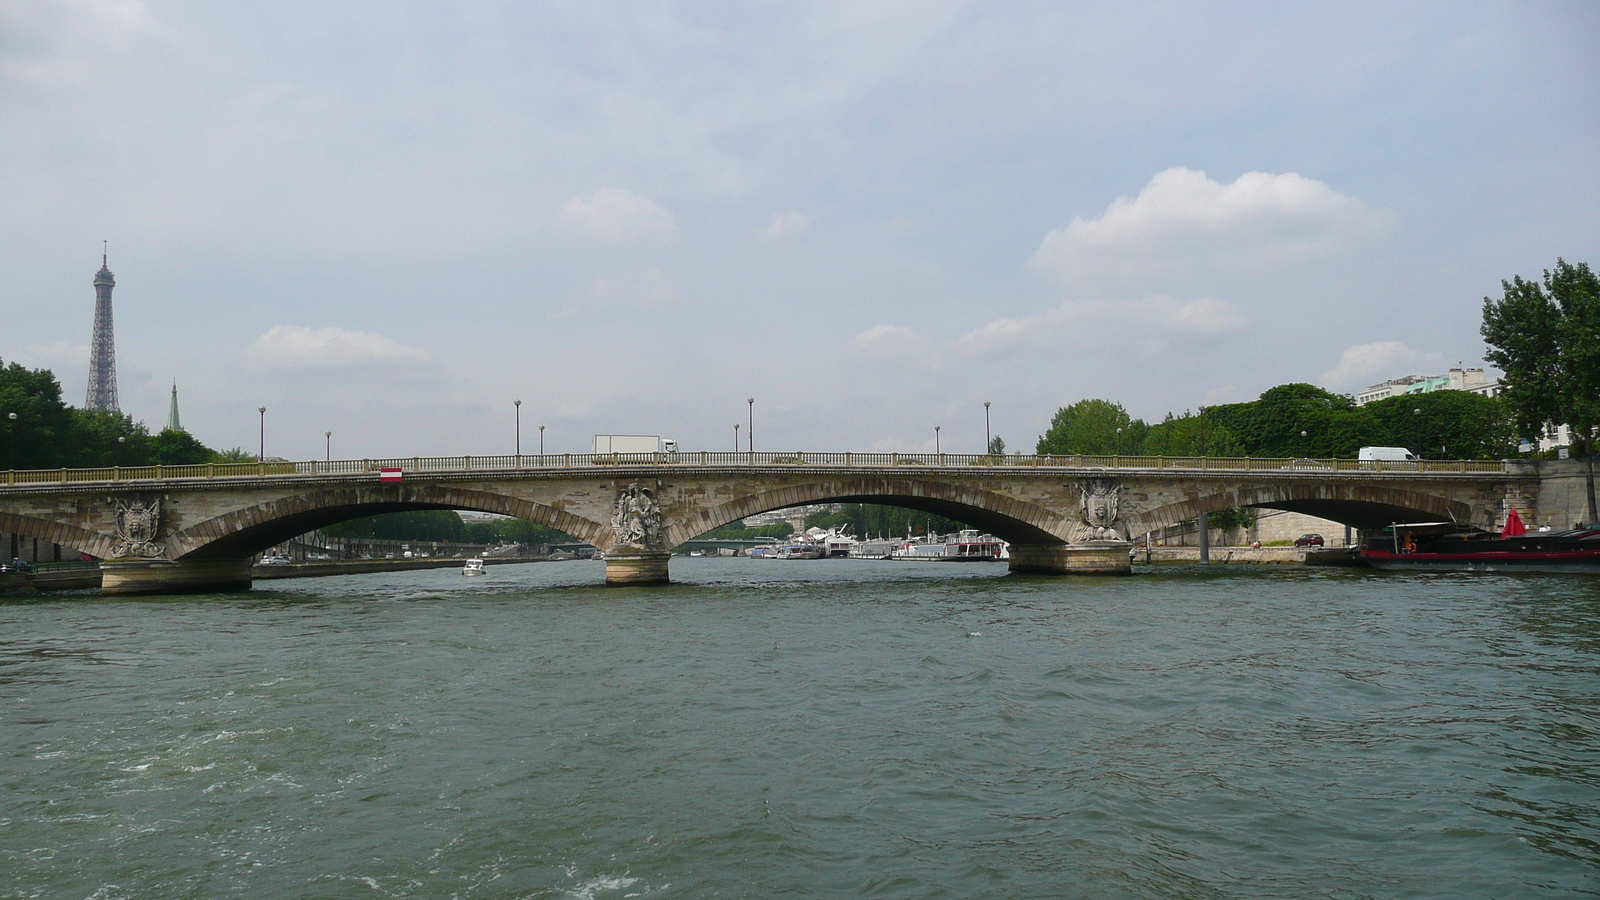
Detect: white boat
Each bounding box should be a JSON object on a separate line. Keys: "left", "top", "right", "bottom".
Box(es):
{"left": 462, "top": 558, "right": 487, "bottom": 576}
{"left": 848, "top": 538, "right": 898, "bottom": 559}
{"left": 776, "top": 542, "right": 826, "bottom": 559}
{"left": 890, "top": 529, "right": 1008, "bottom": 561}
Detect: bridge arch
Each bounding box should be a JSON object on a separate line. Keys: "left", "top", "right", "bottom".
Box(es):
{"left": 168, "top": 484, "right": 608, "bottom": 560}
{"left": 670, "top": 476, "right": 1074, "bottom": 547}
{"left": 0, "top": 509, "right": 115, "bottom": 560}
{"left": 1126, "top": 481, "right": 1477, "bottom": 538}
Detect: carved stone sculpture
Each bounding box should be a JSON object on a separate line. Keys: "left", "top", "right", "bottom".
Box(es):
{"left": 1077, "top": 478, "right": 1124, "bottom": 541}
{"left": 112, "top": 494, "right": 166, "bottom": 558}
{"left": 611, "top": 482, "right": 665, "bottom": 550}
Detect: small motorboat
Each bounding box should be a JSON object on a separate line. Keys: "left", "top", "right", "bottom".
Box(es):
{"left": 462, "top": 558, "right": 487, "bottom": 576}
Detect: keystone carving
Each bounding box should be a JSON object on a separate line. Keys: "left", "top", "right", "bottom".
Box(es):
{"left": 112, "top": 494, "right": 167, "bottom": 559}
{"left": 1077, "top": 478, "right": 1125, "bottom": 542}
{"left": 611, "top": 482, "right": 665, "bottom": 550}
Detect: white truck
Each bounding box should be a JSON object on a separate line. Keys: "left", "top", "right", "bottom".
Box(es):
{"left": 1358, "top": 446, "right": 1418, "bottom": 463}
{"left": 592, "top": 434, "right": 678, "bottom": 454}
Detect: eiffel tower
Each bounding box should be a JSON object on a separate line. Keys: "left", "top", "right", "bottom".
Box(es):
{"left": 86, "top": 243, "right": 120, "bottom": 412}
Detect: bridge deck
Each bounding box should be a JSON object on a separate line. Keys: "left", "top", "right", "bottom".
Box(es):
{"left": 0, "top": 451, "right": 1514, "bottom": 489}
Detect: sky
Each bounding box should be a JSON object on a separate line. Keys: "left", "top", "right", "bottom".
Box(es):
{"left": 2, "top": 1, "right": 1596, "bottom": 460}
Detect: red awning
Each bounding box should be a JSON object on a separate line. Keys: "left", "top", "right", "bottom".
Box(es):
{"left": 1503, "top": 508, "right": 1527, "bottom": 537}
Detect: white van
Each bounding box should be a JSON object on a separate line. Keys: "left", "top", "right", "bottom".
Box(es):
{"left": 1358, "top": 446, "right": 1418, "bottom": 463}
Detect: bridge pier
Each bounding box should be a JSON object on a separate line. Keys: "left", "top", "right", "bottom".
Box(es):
{"left": 604, "top": 549, "right": 671, "bottom": 586}
{"left": 1008, "top": 541, "right": 1132, "bottom": 576}
{"left": 100, "top": 558, "right": 254, "bottom": 595}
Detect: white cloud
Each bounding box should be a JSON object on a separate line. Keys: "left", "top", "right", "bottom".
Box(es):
{"left": 1320, "top": 340, "right": 1442, "bottom": 391}
{"left": 760, "top": 210, "right": 811, "bottom": 240}
{"left": 550, "top": 268, "right": 682, "bottom": 321}
{"left": 1029, "top": 167, "right": 1384, "bottom": 291}
{"left": 951, "top": 295, "right": 1246, "bottom": 357}
{"left": 246, "top": 325, "right": 431, "bottom": 369}
{"left": 847, "top": 323, "right": 939, "bottom": 369}
{"left": 559, "top": 188, "right": 676, "bottom": 243}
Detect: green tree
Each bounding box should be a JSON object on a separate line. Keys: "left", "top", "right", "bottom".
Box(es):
{"left": 1363, "top": 392, "right": 1516, "bottom": 460}
{"left": 987, "top": 435, "right": 1006, "bottom": 455}
{"left": 1137, "top": 411, "right": 1246, "bottom": 457}
{"left": 0, "top": 360, "right": 77, "bottom": 469}
{"left": 699, "top": 520, "right": 794, "bottom": 540}
{"left": 1482, "top": 259, "right": 1600, "bottom": 523}
{"left": 211, "top": 447, "right": 259, "bottom": 463}
{"left": 324, "top": 510, "right": 468, "bottom": 542}
{"left": 150, "top": 428, "right": 215, "bottom": 465}
{"left": 1036, "top": 399, "right": 1144, "bottom": 456}
{"left": 1206, "top": 384, "right": 1369, "bottom": 458}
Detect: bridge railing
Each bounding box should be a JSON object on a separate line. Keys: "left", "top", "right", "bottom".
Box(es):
{"left": 0, "top": 452, "right": 1512, "bottom": 487}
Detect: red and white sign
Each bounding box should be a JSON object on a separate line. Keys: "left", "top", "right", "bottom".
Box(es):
{"left": 379, "top": 468, "right": 403, "bottom": 482}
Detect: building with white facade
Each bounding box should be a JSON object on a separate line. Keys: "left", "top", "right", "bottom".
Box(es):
{"left": 1355, "top": 366, "right": 1501, "bottom": 406}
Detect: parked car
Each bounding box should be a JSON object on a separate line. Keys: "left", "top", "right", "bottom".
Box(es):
{"left": 1293, "top": 534, "right": 1325, "bottom": 548}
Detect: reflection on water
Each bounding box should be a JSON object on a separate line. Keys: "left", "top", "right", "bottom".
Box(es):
{"left": 1, "top": 559, "right": 1596, "bottom": 898}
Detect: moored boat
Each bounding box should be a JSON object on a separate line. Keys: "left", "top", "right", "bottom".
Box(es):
{"left": 1359, "top": 522, "right": 1600, "bottom": 573}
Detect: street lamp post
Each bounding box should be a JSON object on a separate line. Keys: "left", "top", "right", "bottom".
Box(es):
{"left": 984, "top": 401, "right": 991, "bottom": 454}
{"left": 747, "top": 397, "right": 755, "bottom": 454}
{"left": 734, "top": 423, "right": 740, "bottom": 451}
{"left": 1300, "top": 430, "right": 1308, "bottom": 457}
{"left": 935, "top": 425, "right": 941, "bottom": 455}
{"left": 1413, "top": 408, "right": 1422, "bottom": 459}
{"left": 258, "top": 407, "right": 266, "bottom": 460}
{"left": 514, "top": 400, "right": 522, "bottom": 456}
{"left": 1116, "top": 427, "right": 1123, "bottom": 456}
{"left": 325, "top": 431, "right": 332, "bottom": 462}
{"left": 539, "top": 424, "right": 545, "bottom": 457}
{"left": 7, "top": 412, "right": 15, "bottom": 470}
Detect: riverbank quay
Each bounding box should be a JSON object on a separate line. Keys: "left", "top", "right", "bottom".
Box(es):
{"left": 9, "top": 556, "right": 561, "bottom": 593}
{"left": 1137, "top": 546, "right": 1310, "bottom": 564}
{"left": 252, "top": 556, "right": 553, "bottom": 581}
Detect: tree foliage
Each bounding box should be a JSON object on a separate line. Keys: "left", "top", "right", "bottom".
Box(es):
{"left": 1036, "top": 399, "right": 1143, "bottom": 455}
{"left": 1482, "top": 258, "right": 1599, "bottom": 521}
{"left": 0, "top": 359, "right": 238, "bottom": 469}
{"left": 808, "top": 504, "right": 970, "bottom": 538}
{"left": 462, "top": 517, "right": 576, "bottom": 545}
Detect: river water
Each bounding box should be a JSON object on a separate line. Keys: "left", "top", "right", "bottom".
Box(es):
{"left": 2, "top": 559, "right": 1597, "bottom": 899}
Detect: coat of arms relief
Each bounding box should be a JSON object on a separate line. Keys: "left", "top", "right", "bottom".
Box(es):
{"left": 1076, "top": 478, "right": 1126, "bottom": 542}
{"left": 112, "top": 494, "right": 167, "bottom": 559}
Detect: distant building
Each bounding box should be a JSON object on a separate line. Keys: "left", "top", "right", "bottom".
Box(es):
{"left": 1354, "top": 365, "right": 1583, "bottom": 453}
{"left": 1355, "top": 365, "right": 1501, "bottom": 406}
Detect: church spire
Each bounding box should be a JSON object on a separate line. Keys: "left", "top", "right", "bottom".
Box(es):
{"left": 167, "top": 381, "right": 182, "bottom": 432}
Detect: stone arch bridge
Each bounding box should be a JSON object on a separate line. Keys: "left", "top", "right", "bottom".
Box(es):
{"left": 0, "top": 452, "right": 1538, "bottom": 593}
